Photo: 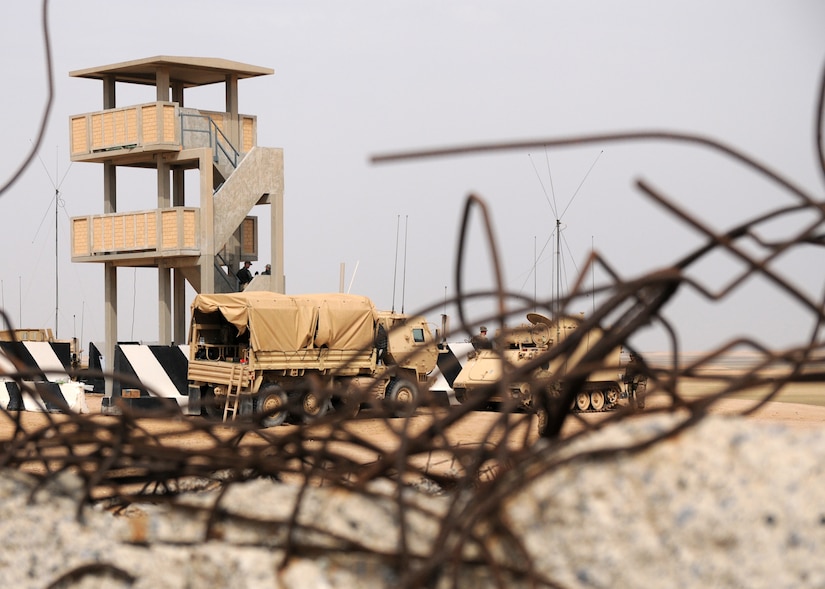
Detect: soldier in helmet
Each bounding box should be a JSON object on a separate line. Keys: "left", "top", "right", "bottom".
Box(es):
{"left": 471, "top": 326, "right": 492, "bottom": 351}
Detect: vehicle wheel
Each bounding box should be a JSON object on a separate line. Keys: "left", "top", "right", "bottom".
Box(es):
{"left": 636, "top": 380, "right": 647, "bottom": 409}
{"left": 535, "top": 406, "right": 548, "bottom": 437}
{"left": 386, "top": 378, "right": 419, "bottom": 417}
{"left": 201, "top": 386, "right": 223, "bottom": 419}
{"left": 300, "top": 390, "right": 330, "bottom": 423}
{"left": 453, "top": 387, "right": 467, "bottom": 404}
{"left": 333, "top": 395, "right": 361, "bottom": 419}
{"left": 257, "top": 384, "right": 288, "bottom": 427}
{"left": 606, "top": 388, "right": 619, "bottom": 406}
{"left": 575, "top": 391, "right": 591, "bottom": 411}
{"left": 590, "top": 390, "right": 605, "bottom": 411}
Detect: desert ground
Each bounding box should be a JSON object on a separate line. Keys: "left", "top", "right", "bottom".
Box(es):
{"left": 3, "top": 372, "right": 824, "bottom": 455}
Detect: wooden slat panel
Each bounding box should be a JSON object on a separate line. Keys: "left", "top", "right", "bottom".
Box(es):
{"left": 72, "top": 218, "right": 89, "bottom": 256}
{"left": 70, "top": 117, "right": 87, "bottom": 155}
{"left": 161, "top": 210, "right": 177, "bottom": 249}
{"left": 162, "top": 104, "right": 176, "bottom": 143}
{"left": 147, "top": 212, "right": 157, "bottom": 247}
{"left": 242, "top": 116, "right": 254, "bottom": 152}
{"left": 183, "top": 210, "right": 196, "bottom": 247}
{"left": 142, "top": 105, "right": 157, "bottom": 144}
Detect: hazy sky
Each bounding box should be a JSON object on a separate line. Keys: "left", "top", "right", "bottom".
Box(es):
{"left": 1, "top": 1, "right": 824, "bottom": 356}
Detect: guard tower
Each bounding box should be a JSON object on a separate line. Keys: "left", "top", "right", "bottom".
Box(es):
{"left": 68, "top": 56, "right": 285, "bottom": 410}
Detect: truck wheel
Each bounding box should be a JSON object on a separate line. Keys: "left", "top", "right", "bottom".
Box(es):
{"left": 606, "top": 388, "right": 619, "bottom": 407}
{"left": 636, "top": 380, "right": 647, "bottom": 409}
{"left": 453, "top": 387, "right": 467, "bottom": 404}
{"left": 201, "top": 386, "right": 223, "bottom": 419}
{"left": 386, "top": 378, "right": 419, "bottom": 417}
{"left": 333, "top": 395, "right": 361, "bottom": 419}
{"left": 300, "top": 390, "right": 330, "bottom": 423}
{"left": 257, "top": 384, "right": 288, "bottom": 427}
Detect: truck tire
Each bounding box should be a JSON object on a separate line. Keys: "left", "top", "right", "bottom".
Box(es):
{"left": 300, "top": 390, "right": 330, "bottom": 424}
{"left": 333, "top": 395, "right": 361, "bottom": 419}
{"left": 257, "top": 384, "right": 288, "bottom": 427}
{"left": 636, "top": 380, "right": 647, "bottom": 410}
{"left": 201, "top": 386, "right": 223, "bottom": 419}
{"left": 453, "top": 387, "right": 467, "bottom": 404}
{"left": 386, "top": 378, "right": 419, "bottom": 417}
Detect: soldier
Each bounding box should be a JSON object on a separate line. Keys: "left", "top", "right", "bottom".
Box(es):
{"left": 236, "top": 261, "right": 253, "bottom": 290}
{"left": 375, "top": 323, "right": 388, "bottom": 365}
{"left": 624, "top": 352, "right": 648, "bottom": 409}
{"left": 471, "top": 326, "right": 492, "bottom": 351}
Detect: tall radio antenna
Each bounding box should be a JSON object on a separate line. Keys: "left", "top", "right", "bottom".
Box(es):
{"left": 391, "top": 214, "right": 400, "bottom": 312}
{"left": 401, "top": 215, "right": 409, "bottom": 313}
{"left": 34, "top": 145, "right": 72, "bottom": 338}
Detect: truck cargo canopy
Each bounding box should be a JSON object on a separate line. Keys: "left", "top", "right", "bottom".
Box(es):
{"left": 191, "top": 292, "right": 378, "bottom": 352}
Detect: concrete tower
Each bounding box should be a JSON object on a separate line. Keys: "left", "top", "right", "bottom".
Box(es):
{"left": 68, "top": 56, "right": 285, "bottom": 411}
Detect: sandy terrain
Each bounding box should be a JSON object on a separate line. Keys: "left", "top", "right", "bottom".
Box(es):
{"left": 0, "top": 374, "right": 825, "bottom": 484}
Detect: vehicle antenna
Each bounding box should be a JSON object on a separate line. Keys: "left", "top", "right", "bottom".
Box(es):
{"left": 347, "top": 260, "right": 360, "bottom": 294}
{"left": 392, "top": 214, "right": 400, "bottom": 313}
{"left": 591, "top": 235, "right": 596, "bottom": 316}
{"left": 528, "top": 148, "right": 603, "bottom": 323}
{"left": 33, "top": 144, "right": 72, "bottom": 339}
{"left": 401, "top": 215, "right": 408, "bottom": 313}
{"left": 534, "top": 236, "right": 537, "bottom": 313}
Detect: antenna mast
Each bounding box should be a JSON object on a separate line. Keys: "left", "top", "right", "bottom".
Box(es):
{"left": 54, "top": 182, "right": 59, "bottom": 337}
{"left": 391, "top": 215, "right": 400, "bottom": 313}
{"left": 401, "top": 215, "right": 408, "bottom": 313}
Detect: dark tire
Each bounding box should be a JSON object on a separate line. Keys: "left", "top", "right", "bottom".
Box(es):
{"left": 257, "top": 384, "right": 288, "bottom": 427}
{"left": 453, "top": 387, "right": 467, "bottom": 404}
{"left": 300, "top": 390, "right": 330, "bottom": 423}
{"left": 536, "top": 407, "right": 548, "bottom": 437}
{"left": 333, "top": 395, "right": 361, "bottom": 419}
{"left": 606, "top": 387, "right": 619, "bottom": 407}
{"left": 636, "top": 380, "right": 647, "bottom": 410}
{"left": 201, "top": 386, "right": 223, "bottom": 419}
{"left": 386, "top": 378, "right": 419, "bottom": 417}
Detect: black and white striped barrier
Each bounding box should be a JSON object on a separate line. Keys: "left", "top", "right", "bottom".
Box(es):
{"left": 100, "top": 344, "right": 193, "bottom": 414}
{"left": 100, "top": 341, "right": 474, "bottom": 414}
{"left": 0, "top": 341, "right": 89, "bottom": 413}
{"left": 431, "top": 342, "right": 475, "bottom": 405}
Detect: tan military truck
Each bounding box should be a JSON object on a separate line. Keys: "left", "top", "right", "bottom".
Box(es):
{"left": 187, "top": 292, "right": 439, "bottom": 425}
{"left": 452, "top": 312, "right": 641, "bottom": 414}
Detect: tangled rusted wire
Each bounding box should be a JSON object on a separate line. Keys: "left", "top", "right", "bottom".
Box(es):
{"left": 3, "top": 50, "right": 825, "bottom": 589}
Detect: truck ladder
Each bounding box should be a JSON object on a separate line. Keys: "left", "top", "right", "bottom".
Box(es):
{"left": 223, "top": 363, "right": 246, "bottom": 422}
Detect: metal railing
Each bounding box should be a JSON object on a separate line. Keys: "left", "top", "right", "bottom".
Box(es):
{"left": 179, "top": 112, "right": 240, "bottom": 173}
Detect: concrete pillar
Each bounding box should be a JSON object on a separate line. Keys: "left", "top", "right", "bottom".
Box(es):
{"left": 225, "top": 74, "right": 238, "bottom": 116}
{"left": 104, "top": 263, "right": 117, "bottom": 399}
{"left": 103, "top": 160, "right": 116, "bottom": 399}
{"left": 271, "top": 149, "right": 285, "bottom": 293}
{"left": 103, "top": 74, "right": 115, "bottom": 109}
{"left": 172, "top": 81, "right": 184, "bottom": 107}
{"left": 159, "top": 265, "right": 172, "bottom": 345}
{"left": 157, "top": 156, "right": 171, "bottom": 344}
{"left": 199, "top": 149, "right": 215, "bottom": 294}
{"left": 172, "top": 169, "right": 184, "bottom": 207}
{"left": 156, "top": 68, "right": 170, "bottom": 101}
{"left": 225, "top": 74, "right": 239, "bottom": 146}
{"left": 173, "top": 270, "right": 186, "bottom": 344}
{"left": 172, "top": 166, "right": 186, "bottom": 343}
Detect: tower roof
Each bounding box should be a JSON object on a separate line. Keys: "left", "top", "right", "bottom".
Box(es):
{"left": 69, "top": 56, "right": 273, "bottom": 88}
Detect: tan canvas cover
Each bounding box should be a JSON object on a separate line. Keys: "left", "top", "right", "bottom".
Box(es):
{"left": 296, "top": 293, "right": 377, "bottom": 350}
{"left": 191, "top": 292, "right": 376, "bottom": 352}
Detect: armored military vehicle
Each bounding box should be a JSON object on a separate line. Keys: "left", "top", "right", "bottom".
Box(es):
{"left": 187, "top": 292, "right": 439, "bottom": 425}
{"left": 452, "top": 312, "right": 643, "bottom": 414}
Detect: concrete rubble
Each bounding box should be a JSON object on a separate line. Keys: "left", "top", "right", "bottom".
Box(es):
{"left": 1, "top": 413, "right": 824, "bottom": 588}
